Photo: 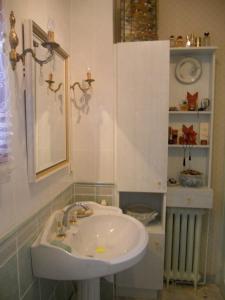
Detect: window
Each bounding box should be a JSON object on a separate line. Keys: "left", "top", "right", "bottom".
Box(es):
{"left": 0, "top": 2, "right": 10, "bottom": 169}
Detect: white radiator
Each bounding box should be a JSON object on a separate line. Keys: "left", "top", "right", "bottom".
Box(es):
{"left": 164, "top": 207, "right": 207, "bottom": 288}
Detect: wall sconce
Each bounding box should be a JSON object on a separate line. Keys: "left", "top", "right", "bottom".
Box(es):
{"left": 70, "top": 68, "right": 95, "bottom": 93}
{"left": 9, "top": 11, "right": 59, "bottom": 70}
{"left": 45, "top": 73, "right": 62, "bottom": 93}
{"left": 70, "top": 69, "right": 95, "bottom": 123}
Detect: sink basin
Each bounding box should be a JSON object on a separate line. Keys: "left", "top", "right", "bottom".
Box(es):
{"left": 31, "top": 202, "right": 148, "bottom": 281}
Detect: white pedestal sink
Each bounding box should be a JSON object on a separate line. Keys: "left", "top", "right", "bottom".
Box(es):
{"left": 31, "top": 202, "right": 148, "bottom": 300}
{"left": 77, "top": 278, "right": 100, "bottom": 300}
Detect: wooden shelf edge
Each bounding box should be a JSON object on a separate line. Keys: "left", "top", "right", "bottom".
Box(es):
{"left": 168, "top": 144, "right": 210, "bottom": 149}
{"left": 146, "top": 222, "right": 164, "bottom": 234}
{"left": 170, "top": 46, "right": 217, "bottom": 53}
{"left": 169, "top": 111, "right": 212, "bottom": 115}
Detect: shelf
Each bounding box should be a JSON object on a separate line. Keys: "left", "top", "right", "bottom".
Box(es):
{"left": 167, "top": 185, "right": 212, "bottom": 192}
{"left": 169, "top": 111, "right": 211, "bottom": 115}
{"left": 146, "top": 221, "right": 164, "bottom": 235}
{"left": 170, "top": 46, "right": 217, "bottom": 54}
{"left": 168, "top": 144, "right": 210, "bottom": 149}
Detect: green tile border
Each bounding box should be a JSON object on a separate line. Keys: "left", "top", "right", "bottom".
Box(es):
{"left": 0, "top": 232, "right": 17, "bottom": 267}
{"left": 0, "top": 255, "right": 19, "bottom": 300}
{"left": 0, "top": 184, "right": 74, "bottom": 300}
{"left": 0, "top": 183, "right": 74, "bottom": 267}
{"left": 73, "top": 183, "right": 115, "bottom": 206}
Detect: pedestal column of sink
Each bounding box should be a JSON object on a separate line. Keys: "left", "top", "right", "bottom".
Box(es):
{"left": 77, "top": 278, "right": 100, "bottom": 300}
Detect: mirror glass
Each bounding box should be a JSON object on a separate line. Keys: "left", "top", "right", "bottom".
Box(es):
{"left": 25, "top": 21, "right": 69, "bottom": 181}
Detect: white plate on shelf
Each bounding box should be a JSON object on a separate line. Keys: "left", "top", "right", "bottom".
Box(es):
{"left": 175, "top": 57, "right": 202, "bottom": 84}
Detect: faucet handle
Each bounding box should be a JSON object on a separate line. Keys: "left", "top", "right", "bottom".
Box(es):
{"left": 69, "top": 210, "right": 77, "bottom": 225}
{"left": 56, "top": 212, "right": 66, "bottom": 238}
{"left": 76, "top": 202, "right": 89, "bottom": 210}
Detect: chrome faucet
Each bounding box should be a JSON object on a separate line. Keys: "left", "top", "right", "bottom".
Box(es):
{"left": 62, "top": 202, "right": 89, "bottom": 229}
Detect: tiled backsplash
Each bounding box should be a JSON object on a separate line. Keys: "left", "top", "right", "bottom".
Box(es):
{"left": 73, "top": 183, "right": 115, "bottom": 206}
{"left": 0, "top": 182, "right": 115, "bottom": 300}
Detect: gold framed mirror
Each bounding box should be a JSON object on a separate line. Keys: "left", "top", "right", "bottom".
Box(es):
{"left": 24, "top": 20, "right": 69, "bottom": 182}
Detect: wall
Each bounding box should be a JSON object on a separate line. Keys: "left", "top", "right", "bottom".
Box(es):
{"left": 70, "top": 0, "right": 115, "bottom": 183}
{"left": 158, "top": 0, "right": 225, "bottom": 279}
{"left": 0, "top": 0, "right": 73, "bottom": 239}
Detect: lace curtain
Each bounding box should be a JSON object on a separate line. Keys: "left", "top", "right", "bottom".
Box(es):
{"left": 0, "top": 1, "right": 11, "bottom": 181}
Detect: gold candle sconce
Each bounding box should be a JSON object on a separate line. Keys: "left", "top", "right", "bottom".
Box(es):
{"left": 70, "top": 69, "right": 95, "bottom": 94}
{"left": 45, "top": 73, "right": 63, "bottom": 93}
{"left": 9, "top": 11, "right": 60, "bottom": 70}
{"left": 70, "top": 69, "right": 95, "bottom": 122}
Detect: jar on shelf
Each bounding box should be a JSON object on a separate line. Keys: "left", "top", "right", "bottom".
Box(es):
{"left": 203, "top": 32, "right": 211, "bottom": 46}
{"left": 195, "top": 36, "right": 202, "bottom": 47}
{"left": 176, "top": 35, "right": 184, "bottom": 47}
{"left": 169, "top": 35, "right": 176, "bottom": 47}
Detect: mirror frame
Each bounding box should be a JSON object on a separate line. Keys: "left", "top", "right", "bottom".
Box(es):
{"left": 24, "top": 20, "right": 70, "bottom": 182}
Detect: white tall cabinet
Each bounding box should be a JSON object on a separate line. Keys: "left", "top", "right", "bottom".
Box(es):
{"left": 116, "top": 41, "right": 169, "bottom": 193}
{"left": 115, "top": 41, "right": 169, "bottom": 298}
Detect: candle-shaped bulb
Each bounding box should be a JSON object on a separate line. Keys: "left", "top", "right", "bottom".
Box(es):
{"left": 47, "top": 18, "right": 55, "bottom": 42}
{"left": 87, "top": 67, "right": 91, "bottom": 80}
{"left": 49, "top": 73, "right": 53, "bottom": 81}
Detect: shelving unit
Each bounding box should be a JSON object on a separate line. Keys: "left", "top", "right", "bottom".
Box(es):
{"left": 165, "top": 48, "right": 216, "bottom": 288}
{"left": 168, "top": 46, "right": 217, "bottom": 190}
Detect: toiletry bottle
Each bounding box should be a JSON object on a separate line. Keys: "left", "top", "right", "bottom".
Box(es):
{"left": 169, "top": 35, "right": 175, "bottom": 47}
{"left": 101, "top": 199, "right": 107, "bottom": 206}
{"left": 203, "top": 32, "right": 211, "bottom": 46}
{"left": 190, "top": 33, "right": 195, "bottom": 46}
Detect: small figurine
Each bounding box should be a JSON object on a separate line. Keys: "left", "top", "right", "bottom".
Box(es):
{"left": 187, "top": 92, "right": 198, "bottom": 111}
{"left": 179, "top": 99, "right": 188, "bottom": 111}
{"left": 186, "top": 35, "right": 191, "bottom": 47}
{"left": 176, "top": 36, "right": 184, "bottom": 47}
{"left": 182, "top": 125, "right": 197, "bottom": 145}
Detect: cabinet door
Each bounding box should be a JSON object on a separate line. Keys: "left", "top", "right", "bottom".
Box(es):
{"left": 116, "top": 233, "right": 165, "bottom": 290}
{"left": 116, "top": 41, "right": 169, "bottom": 192}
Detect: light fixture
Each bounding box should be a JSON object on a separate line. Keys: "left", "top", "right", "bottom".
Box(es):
{"left": 45, "top": 73, "right": 62, "bottom": 93}
{"left": 70, "top": 69, "right": 95, "bottom": 122}
{"left": 9, "top": 11, "right": 59, "bottom": 71}
{"left": 70, "top": 68, "right": 95, "bottom": 93}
